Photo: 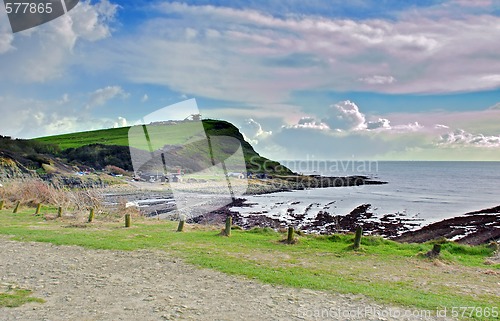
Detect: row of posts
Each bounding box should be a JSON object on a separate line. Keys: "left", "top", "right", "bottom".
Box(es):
{"left": 1, "top": 201, "right": 366, "bottom": 246}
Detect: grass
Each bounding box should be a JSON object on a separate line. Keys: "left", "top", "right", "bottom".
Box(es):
{"left": 34, "top": 122, "right": 204, "bottom": 151}
{"left": 34, "top": 126, "right": 132, "bottom": 150}
{"left": 0, "top": 288, "right": 45, "bottom": 308}
{"left": 0, "top": 207, "right": 498, "bottom": 319}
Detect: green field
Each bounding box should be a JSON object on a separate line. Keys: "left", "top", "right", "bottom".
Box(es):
{"left": 0, "top": 207, "right": 498, "bottom": 320}
{"left": 34, "top": 122, "right": 205, "bottom": 151}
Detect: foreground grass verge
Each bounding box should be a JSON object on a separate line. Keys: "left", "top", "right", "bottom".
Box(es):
{"left": 0, "top": 208, "right": 498, "bottom": 320}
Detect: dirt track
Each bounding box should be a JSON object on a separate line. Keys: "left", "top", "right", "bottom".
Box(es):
{"left": 0, "top": 238, "right": 452, "bottom": 321}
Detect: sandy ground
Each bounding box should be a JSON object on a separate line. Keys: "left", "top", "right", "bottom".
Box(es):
{"left": 0, "top": 238, "right": 453, "bottom": 321}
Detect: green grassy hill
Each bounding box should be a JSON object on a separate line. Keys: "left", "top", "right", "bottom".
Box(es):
{"left": 34, "top": 122, "right": 204, "bottom": 151}
{"left": 28, "top": 119, "right": 292, "bottom": 175}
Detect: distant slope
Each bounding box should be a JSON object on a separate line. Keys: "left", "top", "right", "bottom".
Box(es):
{"left": 34, "top": 127, "right": 131, "bottom": 150}
{"left": 34, "top": 122, "right": 204, "bottom": 151}
{"left": 30, "top": 119, "right": 292, "bottom": 175}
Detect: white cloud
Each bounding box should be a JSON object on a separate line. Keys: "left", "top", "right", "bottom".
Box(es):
{"left": 58, "top": 93, "right": 70, "bottom": 105}
{"left": 0, "top": 95, "right": 123, "bottom": 138}
{"left": 392, "top": 121, "right": 424, "bottom": 132}
{"left": 434, "top": 124, "right": 450, "bottom": 129}
{"left": 0, "top": 5, "right": 14, "bottom": 53}
{"left": 292, "top": 117, "right": 330, "bottom": 130}
{"left": 86, "top": 85, "right": 128, "bottom": 109}
{"left": 358, "top": 75, "right": 396, "bottom": 85}
{"left": 366, "top": 118, "right": 391, "bottom": 130}
{"left": 70, "top": 0, "right": 118, "bottom": 41}
{"left": 0, "top": 30, "right": 14, "bottom": 54}
{"left": 0, "top": 0, "right": 118, "bottom": 83}
{"left": 323, "top": 100, "right": 367, "bottom": 131}
{"left": 489, "top": 102, "right": 500, "bottom": 110}
{"left": 113, "top": 116, "right": 127, "bottom": 128}
{"left": 261, "top": 100, "right": 437, "bottom": 159}
{"left": 141, "top": 94, "right": 149, "bottom": 102}
{"left": 283, "top": 100, "right": 426, "bottom": 135}
{"left": 438, "top": 129, "right": 500, "bottom": 148}
{"left": 240, "top": 118, "right": 272, "bottom": 145}
{"left": 90, "top": 1, "right": 500, "bottom": 104}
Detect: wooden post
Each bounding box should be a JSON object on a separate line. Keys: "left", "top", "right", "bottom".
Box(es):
{"left": 125, "top": 213, "right": 131, "bottom": 227}
{"left": 287, "top": 226, "right": 294, "bottom": 244}
{"left": 35, "top": 203, "right": 42, "bottom": 215}
{"left": 425, "top": 243, "right": 442, "bottom": 258}
{"left": 225, "top": 216, "right": 232, "bottom": 236}
{"left": 57, "top": 206, "right": 63, "bottom": 218}
{"left": 177, "top": 220, "right": 185, "bottom": 232}
{"left": 88, "top": 208, "right": 95, "bottom": 223}
{"left": 353, "top": 226, "right": 363, "bottom": 249}
{"left": 13, "top": 201, "right": 20, "bottom": 213}
{"left": 0, "top": 200, "right": 4, "bottom": 210}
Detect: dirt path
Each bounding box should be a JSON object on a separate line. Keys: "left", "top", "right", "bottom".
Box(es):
{"left": 0, "top": 238, "right": 452, "bottom": 321}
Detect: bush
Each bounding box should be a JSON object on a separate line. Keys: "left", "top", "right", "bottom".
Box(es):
{"left": 0, "top": 178, "right": 104, "bottom": 211}
{"left": 104, "top": 165, "right": 128, "bottom": 176}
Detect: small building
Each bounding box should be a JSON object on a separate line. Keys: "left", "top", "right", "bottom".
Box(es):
{"left": 227, "top": 172, "right": 245, "bottom": 179}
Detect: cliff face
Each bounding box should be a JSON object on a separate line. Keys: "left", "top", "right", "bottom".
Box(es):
{"left": 202, "top": 119, "right": 292, "bottom": 175}
{"left": 0, "top": 152, "right": 31, "bottom": 179}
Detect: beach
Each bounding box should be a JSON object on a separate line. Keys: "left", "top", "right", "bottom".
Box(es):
{"left": 102, "top": 165, "right": 500, "bottom": 245}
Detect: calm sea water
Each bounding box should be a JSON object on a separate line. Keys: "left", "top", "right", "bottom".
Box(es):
{"left": 232, "top": 161, "right": 500, "bottom": 224}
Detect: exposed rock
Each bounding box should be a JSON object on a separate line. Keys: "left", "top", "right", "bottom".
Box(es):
{"left": 394, "top": 211, "right": 500, "bottom": 245}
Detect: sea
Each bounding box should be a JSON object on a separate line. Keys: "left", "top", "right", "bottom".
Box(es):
{"left": 230, "top": 161, "right": 500, "bottom": 226}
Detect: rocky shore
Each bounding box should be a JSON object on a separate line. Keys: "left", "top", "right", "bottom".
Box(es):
{"left": 394, "top": 206, "right": 500, "bottom": 245}
{"left": 189, "top": 199, "right": 500, "bottom": 245}
{"left": 189, "top": 201, "right": 417, "bottom": 237}
{"left": 55, "top": 175, "right": 500, "bottom": 245}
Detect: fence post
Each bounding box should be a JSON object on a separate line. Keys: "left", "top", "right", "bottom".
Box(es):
{"left": 13, "top": 201, "right": 20, "bottom": 213}
{"left": 57, "top": 206, "right": 63, "bottom": 218}
{"left": 0, "top": 200, "right": 4, "bottom": 210}
{"left": 177, "top": 220, "right": 185, "bottom": 232}
{"left": 287, "top": 226, "right": 294, "bottom": 244}
{"left": 125, "top": 213, "right": 131, "bottom": 227}
{"left": 353, "top": 226, "right": 363, "bottom": 249}
{"left": 88, "top": 208, "right": 95, "bottom": 223}
{"left": 35, "top": 203, "right": 42, "bottom": 215}
{"left": 224, "top": 216, "right": 232, "bottom": 236}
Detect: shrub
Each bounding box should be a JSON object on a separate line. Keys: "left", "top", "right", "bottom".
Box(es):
{"left": 104, "top": 165, "right": 128, "bottom": 176}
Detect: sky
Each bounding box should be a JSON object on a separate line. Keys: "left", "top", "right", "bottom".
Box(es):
{"left": 0, "top": 0, "right": 499, "bottom": 161}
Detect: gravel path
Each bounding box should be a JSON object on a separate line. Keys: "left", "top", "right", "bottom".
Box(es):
{"left": 0, "top": 239, "right": 452, "bottom": 321}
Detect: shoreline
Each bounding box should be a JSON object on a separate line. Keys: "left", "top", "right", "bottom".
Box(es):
{"left": 101, "top": 177, "right": 500, "bottom": 245}
{"left": 3, "top": 175, "right": 498, "bottom": 245}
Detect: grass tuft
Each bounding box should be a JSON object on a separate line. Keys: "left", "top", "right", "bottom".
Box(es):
{"left": 0, "top": 288, "right": 45, "bottom": 308}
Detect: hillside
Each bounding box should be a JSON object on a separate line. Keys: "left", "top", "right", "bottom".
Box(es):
{"left": 1, "top": 119, "right": 292, "bottom": 177}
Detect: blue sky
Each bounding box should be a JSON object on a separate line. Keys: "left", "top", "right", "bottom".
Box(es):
{"left": 0, "top": 0, "right": 499, "bottom": 160}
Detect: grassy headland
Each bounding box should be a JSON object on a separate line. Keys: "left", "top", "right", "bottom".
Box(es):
{"left": 29, "top": 119, "right": 291, "bottom": 175}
